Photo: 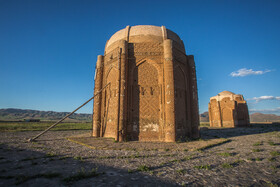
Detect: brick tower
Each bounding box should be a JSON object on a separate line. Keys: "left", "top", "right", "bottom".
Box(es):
{"left": 92, "top": 25, "right": 199, "bottom": 142}
{"left": 208, "top": 91, "right": 250, "bottom": 127}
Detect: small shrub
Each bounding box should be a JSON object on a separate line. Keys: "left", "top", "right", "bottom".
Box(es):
{"left": 248, "top": 157, "right": 263, "bottom": 162}
{"left": 268, "top": 141, "right": 277, "bottom": 146}
{"left": 233, "top": 159, "right": 244, "bottom": 164}
{"left": 176, "top": 139, "right": 183, "bottom": 143}
{"left": 176, "top": 169, "right": 186, "bottom": 175}
{"left": 253, "top": 142, "right": 262, "bottom": 146}
{"left": 268, "top": 157, "right": 276, "bottom": 162}
{"left": 266, "top": 181, "right": 278, "bottom": 187}
{"left": 164, "top": 148, "right": 170, "bottom": 152}
{"left": 169, "top": 159, "right": 179, "bottom": 163}
{"left": 128, "top": 154, "right": 141, "bottom": 159}
{"left": 137, "top": 165, "right": 150, "bottom": 172}
{"left": 98, "top": 156, "right": 110, "bottom": 159}
{"left": 217, "top": 152, "right": 234, "bottom": 157}
{"left": 221, "top": 163, "right": 233, "bottom": 168}
{"left": 156, "top": 171, "right": 164, "bottom": 176}
{"left": 231, "top": 159, "right": 244, "bottom": 166}
{"left": 252, "top": 149, "right": 262, "bottom": 152}
{"left": 46, "top": 153, "right": 55, "bottom": 158}
{"left": 160, "top": 162, "right": 166, "bottom": 166}
{"left": 183, "top": 156, "right": 193, "bottom": 161}
{"left": 270, "top": 151, "right": 280, "bottom": 156}
{"left": 74, "top": 156, "right": 83, "bottom": 161}
{"left": 194, "top": 165, "right": 211, "bottom": 170}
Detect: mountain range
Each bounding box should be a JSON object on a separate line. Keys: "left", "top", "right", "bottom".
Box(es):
{"left": 199, "top": 111, "right": 280, "bottom": 122}
{"left": 0, "top": 108, "right": 92, "bottom": 122}
{"left": 1, "top": 108, "right": 279, "bottom": 123}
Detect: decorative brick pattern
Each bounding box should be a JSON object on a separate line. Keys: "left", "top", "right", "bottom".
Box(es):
{"left": 209, "top": 91, "right": 250, "bottom": 127}
{"left": 92, "top": 25, "right": 199, "bottom": 142}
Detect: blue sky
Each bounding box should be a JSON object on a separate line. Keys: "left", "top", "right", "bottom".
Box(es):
{"left": 0, "top": 0, "right": 279, "bottom": 114}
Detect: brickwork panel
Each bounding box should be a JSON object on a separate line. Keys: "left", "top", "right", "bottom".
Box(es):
{"left": 101, "top": 67, "right": 118, "bottom": 138}
{"left": 131, "top": 61, "right": 160, "bottom": 141}
{"left": 174, "top": 66, "right": 189, "bottom": 138}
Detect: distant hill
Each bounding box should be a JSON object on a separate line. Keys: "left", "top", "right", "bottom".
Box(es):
{"left": 0, "top": 108, "right": 92, "bottom": 122}
{"left": 2, "top": 108, "right": 280, "bottom": 123}
{"left": 199, "top": 111, "right": 280, "bottom": 123}
{"left": 250, "top": 113, "right": 280, "bottom": 122}
{"left": 200, "top": 111, "right": 209, "bottom": 122}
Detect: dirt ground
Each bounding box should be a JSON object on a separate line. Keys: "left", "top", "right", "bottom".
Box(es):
{"left": 0, "top": 124, "right": 279, "bottom": 186}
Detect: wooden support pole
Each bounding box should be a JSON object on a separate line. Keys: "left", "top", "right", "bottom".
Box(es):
{"left": 28, "top": 82, "right": 110, "bottom": 142}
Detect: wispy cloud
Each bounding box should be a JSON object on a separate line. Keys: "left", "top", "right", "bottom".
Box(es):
{"left": 250, "top": 107, "right": 280, "bottom": 113}
{"left": 230, "top": 68, "right": 271, "bottom": 77}
{"left": 249, "top": 96, "right": 280, "bottom": 103}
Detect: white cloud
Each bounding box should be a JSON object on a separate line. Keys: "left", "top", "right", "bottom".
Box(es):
{"left": 250, "top": 107, "right": 280, "bottom": 113}
{"left": 230, "top": 68, "right": 271, "bottom": 77}
{"left": 249, "top": 96, "right": 280, "bottom": 103}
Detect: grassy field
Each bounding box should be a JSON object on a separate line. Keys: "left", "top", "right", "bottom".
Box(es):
{"left": 0, "top": 121, "right": 212, "bottom": 132}
{"left": 0, "top": 121, "right": 92, "bottom": 132}
{"left": 2, "top": 121, "right": 277, "bottom": 132}
{"left": 199, "top": 122, "right": 210, "bottom": 127}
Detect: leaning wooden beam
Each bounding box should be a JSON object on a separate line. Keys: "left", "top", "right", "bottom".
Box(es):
{"left": 28, "top": 82, "right": 110, "bottom": 142}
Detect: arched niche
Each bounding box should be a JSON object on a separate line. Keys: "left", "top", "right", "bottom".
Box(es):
{"left": 130, "top": 60, "right": 161, "bottom": 141}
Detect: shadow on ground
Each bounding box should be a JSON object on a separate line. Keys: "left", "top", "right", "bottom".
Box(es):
{"left": 0, "top": 143, "right": 177, "bottom": 186}
{"left": 200, "top": 123, "right": 280, "bottom": 140}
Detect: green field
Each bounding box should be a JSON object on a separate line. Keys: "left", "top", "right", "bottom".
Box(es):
{"left": 0, "top": 121, "right": 92, "bottom": 132}
{"left": 0, "top": 121, "right": 211, "bottom": 132}
{"left": 199, "top": 122, "right": 210, "bottom": 127}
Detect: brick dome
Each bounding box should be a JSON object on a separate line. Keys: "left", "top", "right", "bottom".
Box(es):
{"left": 218, "top": 91, "right": 235, "bottom": 96}
{"left": 105, "top": 25, "right": 185, "bottom": 53}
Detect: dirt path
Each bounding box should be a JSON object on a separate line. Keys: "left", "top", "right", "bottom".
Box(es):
{"left": 0, "top": 124, "right": 279, "bottom": 186}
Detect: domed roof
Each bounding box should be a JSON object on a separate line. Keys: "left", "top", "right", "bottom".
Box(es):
{"left": 210, "top": 91, "right": 246, "bottom": 102}
{"left": 218, "top": 91, "right": 236, "bottom": 96}
{"left": 105, "top": 25, "right": 184, "bottom": 52}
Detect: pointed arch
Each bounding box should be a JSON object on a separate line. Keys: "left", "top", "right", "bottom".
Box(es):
{"left": 128, "top": 58, "right": 161, "bottom": 141}
{"left": 173, "top": 64, "right": 191, "bottom": 137}
{"left": 101, "top": 66, "right": 119, "bottom": 138}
